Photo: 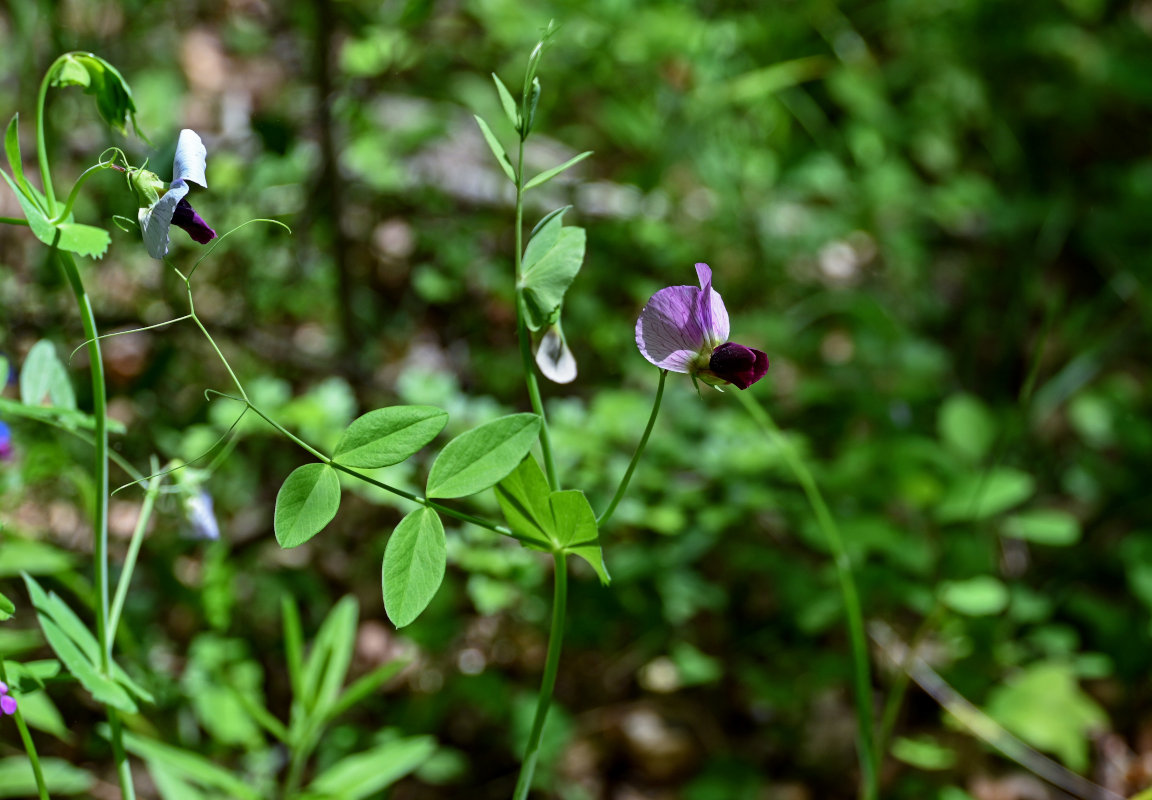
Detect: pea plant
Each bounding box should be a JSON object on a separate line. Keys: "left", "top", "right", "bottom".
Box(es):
{"left": 0, "top": 32, "right": 881, "bottom": 800}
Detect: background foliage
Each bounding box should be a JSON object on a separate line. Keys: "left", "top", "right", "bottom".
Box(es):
{"left": 3, "top": 0, "right": 1152, "bottom": 798}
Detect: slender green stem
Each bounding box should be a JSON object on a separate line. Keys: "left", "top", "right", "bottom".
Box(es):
{"left": 0, "top": 216, "right": 30, "bottom": 226}
{"left": 57, "top": 248, "right": 136, "bottom": 799}
{"left": 69, "top": 314, "right": 194, "bottom": 365}
{"left": 188, "top": 286, "right": 250, "bottom": 404}
{"left": 50, "top": 161, "right": 110, "bottom": 224}
{"left": 513, "top": 136, "right": 559, "bottom": 491}
{"left": 0, "top": 661, "right": 50, "bottom": 800}
{"left": 229, "top": 395, "right": 516, "bottom": 539}
{"left": 735, "top": 391, "right": 879, "bottom": 800}
{"left": 877, "top": 604, "right": 944, "bottom": 754}
{"left": 284, "top": 737, "right": 311, "bottom": 799}
{"left": 56, "top": 250, "right": 110, "bottom": 668}
{"left": 597, "top": 370, "right": 667, "bottom": 527}
{"left": 512, "top": 552, "right": 568, "bottom": 800}
{"left": 108, "top": 468, "right": 162, "bottom": 640}
{"left": 107, "top": 710, "right": 136, "bottom": 800}
{"left": 36, "top": 57, "right": 67, "bottom": 217}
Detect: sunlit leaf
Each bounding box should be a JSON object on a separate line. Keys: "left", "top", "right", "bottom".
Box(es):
{"left": 382, "top": 507, "right": 446, "bottom": 628}
{"left": 305, "top": 735, "right": 436, "bottom": 799}
{"left": 426, "top": 413, "right": 541, "bottom": 499}
{"left": 524, "top": 151, "right": 592, "bottom": 190}
{"left": 274, "top": 463, "right": 341, "bottom": 548}
{"left": 473, "top": 114, "right": 516, "bottom": 183}
{"left": 332, "top": 406, "right": 447, "bottom": 469}
{"left": 0, "top": 757, "right": 92, "bottom": 797}
{"left": 491, "top": 72, "right": 520, "bottom": 131}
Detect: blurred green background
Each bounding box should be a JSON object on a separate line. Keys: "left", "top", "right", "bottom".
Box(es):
{"left": 3, "top": 0, "right": 1152, "bottom": 798}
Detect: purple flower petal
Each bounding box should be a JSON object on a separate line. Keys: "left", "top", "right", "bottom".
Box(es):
{"left": 0, "top": 680, "right": 8, "bottom": 694}
{"left": 694, "top": 263, "right": 730, "bottom": 346}
{"left": 172, "top": 198, "right": 217, "bottom": 245}
{"left": 709, "top": 342, "right": 769, "bottom": 389}
{"left": 636, "top": 284, "right": 708, "bottom": 372}
{"left": 0, "top": 695, "right": 15, "bottom": 715}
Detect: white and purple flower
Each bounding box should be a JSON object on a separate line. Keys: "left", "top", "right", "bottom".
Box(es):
{"left": 133, "top": 129, "right": 217, "bottom": 259}
{"left": 635, "top": 263, "right": 769, "bottom": 390}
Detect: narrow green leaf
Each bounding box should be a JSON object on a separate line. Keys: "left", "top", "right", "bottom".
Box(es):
{"left": 21, "top": 574, "right": 98, "bottom": 662}
{"left": 0, "top": 396, "right": 120, "bottom": 434}
{"left": 39, "top": 618, "right": 136, "bottom": 712}
{"left": 426, "top": 413, "right": 542, "bottom": 499}
{"left": 147, "top": 762, "right": 210, "bottom": 800}
{"left": 301, "top": 595, "right": 358, "bottom": 719}
{"left": 524, "top": 76, "right": 541, "bottom": 134}
{"left": 383, "top": 508, "right": 446, "bottom": 628}
{"left": 4, "top": 115, "right": 29, "bottom": 198}
{"left": 227, "top": 682, "right": 290, "bottom": 742}
{"left": 19, "top": 340, "right": 76, "bottom": 410}
{"left": 473, "top": 114, "right": 517, "bottom": 183}
{"left": 305, "top": 735, "right": 436, "bottom": 800}
{"left": 274, "top": 463, "right": 341, "bottom": 548}
{"left": 12, "top": 689, "right": 71, "bottom": 743}
{"left": 332, "top": 406, "right": 447, "bottom": 468}
{"left": 281, "top": 595, "right": 305, "bottom": 703}
{"left": 0, "top": 756, "right": 92, "bottom": 797}
{"left": 122, "top": 731, "right": 263, "bottom": 800}
{"left": 491, "top": 73, "right": 521, "bottom": 131}
{"left": 325, "top": 659, "right": 407, "bottom": 723}
{"left": 524, "top": 151, "right": 593, "bottom": 190}
{"left": 0, "top": 591, "right": 13, "bottom": 621}
{"left": 1, "top": 660, "right": 60, "bottom": 694}
{"left": 494, "top": 456, "right": 554, "bottom": 547}
{"left": 111, "top": 660, "right": 155, "bottom": 704}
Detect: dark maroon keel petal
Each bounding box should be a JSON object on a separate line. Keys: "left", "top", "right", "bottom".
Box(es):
{"left": 172, "top": 198, "right": 217, "bottom": 244}
{"left": 709, "top": 342, "right": 770, "bottom": 390}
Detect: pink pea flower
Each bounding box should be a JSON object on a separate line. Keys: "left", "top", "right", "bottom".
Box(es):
{"left": 635, "top": 263, "right": 769, "bottom": 390}
{"left": 0, "top": 680, "right": 16, "bottom": 716}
